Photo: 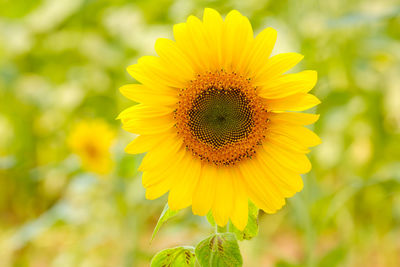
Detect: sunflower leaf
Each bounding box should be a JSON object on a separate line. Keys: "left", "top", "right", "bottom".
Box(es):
{"left": 195, "top": 233, "right": 243, "bottom": 267}
{"left": 150, "top": 246, "right": 196, "bottom": 267}
{"left": 230, "top": 201, "right": 259, "bottom": 241}
{"left": 151, "top": 203, "right": 179, "bottom": 242}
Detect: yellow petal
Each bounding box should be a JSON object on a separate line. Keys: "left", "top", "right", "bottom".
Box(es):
{"left": 248, "top": 158, "right": 286, "bottom": 203}
{"left": 267, "top": 132, "right": 310, "bottom": 154}
{"left": 250, "top": 156, "right": 293, "bottom": 198}
{"left": 233, "top": 15, "right": 254, "bottom": 74}
{"left": 144, "top": 150, "right": 187, "bottom": 200}
{"left": 254, "top": 52, "right": 304, "bottom": 84}
{"left": 145, "top": 174, "right": 175, "bottom": 200}
{"left": 259, "top": 70, "right": 318, "bottom": 99}
{"left": 143, "top": 147, "right": 188, "bottom": 199}
{"left": 262, "top": 141, "right": 312, "bottom": 174}
{"left": 173, "top": 23, "right": 201, "bottom": 72}
{"left": 212, "top": 168, "right": 234, "bottom": 227}
{"left": 239, "top": 159, "right": 285, "bottom": 213}
{"left": 269, "top": 112, "right": 320, "bottom": 125}
{"left": 229, "top": 168, "right": 249, "bottom": 231}
{"left": 222, "top": 10, "right": 253, "bottom": 73}
{"left": 173, "top": 16, "right": 212, "bottom": 72}
{"left": 257, "top": 149, "right": 304, "bottom": 194}
{"left": 142, "top": 147, "right": 186, "bottom": 187}
{"left": 192, "top": 164, "right": 217, "bottom": 216}
{"left": 122, "top": 116, "right": 174, "bottom": 135}
{"left": 168, "top": 155, "right": 202, "bottom": 210}
{"left": 268, "top": 123, "right": 322, "bottom": 148}
{"left": 154, "top": 38, "right": 195, "bottom": 81}
{"left": 117, "top": 104, "right": 173, "bottom": 121}
{"left": 119, "top": 84, "right": 178, "bottom": 106}
{"left": 246, "top": 27, "right": 277, "bottom": 77}
{"left": 265, "top": 93, "right": 321, "bottom": 111}
{"left": 139, "top": 134, "right": 182, "bottom": 172}
{"left": 203, "top": 8, "right": 223, "bottom": 69}
{"left": 125, "top": 134, "right": 167, "bottom": 154}
{"left": 118, "top": 105, "right": 175, "bottom": 135}
{"left": 127, "top": 56, "right": 188, "bottom": 89}
{"left": 127, "top": 64, "right": 179, "bottom": 93}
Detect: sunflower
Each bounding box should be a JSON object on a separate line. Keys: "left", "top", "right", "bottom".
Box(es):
{"left": 68, "top": 120, "right": 116, "bottom": 175}
{"left": 119, "top": 8, "right": 320, "bottom": 230}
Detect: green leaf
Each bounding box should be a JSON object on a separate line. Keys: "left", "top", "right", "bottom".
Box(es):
{"left": 151, "top": 204, "right": 179, "bottom": 242}
{"left": 230, "top": 201, "right": 259, "bottom": 241}
{"left": 195, "top": 233, "right": 243, "bottom": 267}
{"left": 150, "top": 246, "right": 196, "bottom": 267}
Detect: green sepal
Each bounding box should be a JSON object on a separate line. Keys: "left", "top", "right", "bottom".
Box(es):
{"left": 206, "top": 211, "right": 216, "bottom": 227}
{"left": 229, "top": 200, "right": 259, "bottom": 241}
{"left": 151, "top": 203, "right": 179, "bottom": 242}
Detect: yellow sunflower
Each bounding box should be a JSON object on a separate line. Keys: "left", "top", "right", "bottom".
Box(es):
{"left": 119, "top": 8, "right": 320, "bottom": 230}
{"left": 68, "top": 120, "right": 116, "bottom": 175}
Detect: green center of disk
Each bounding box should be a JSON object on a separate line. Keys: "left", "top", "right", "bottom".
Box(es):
{"left": 188, "top": 88, "right": 254, "bottom": 148}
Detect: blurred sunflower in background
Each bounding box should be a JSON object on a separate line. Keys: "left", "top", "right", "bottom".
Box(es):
{"left": 68, "top": 120, "right": 116, "bottom": 175}
{"left": 119, "top": 8, "right": 320, "bottom": 230}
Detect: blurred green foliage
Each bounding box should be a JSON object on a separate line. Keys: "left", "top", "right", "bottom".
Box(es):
{"left": 1, "top": 0, "right": 400, "bottom": 266}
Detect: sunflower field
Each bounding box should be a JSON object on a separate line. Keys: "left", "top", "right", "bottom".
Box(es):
{"left": 1, "top": 0, "right": 399, "bottom": 266}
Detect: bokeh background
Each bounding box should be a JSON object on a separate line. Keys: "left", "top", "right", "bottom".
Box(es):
{"left": 1, "top": 0, "right": 400, "bottom": 266}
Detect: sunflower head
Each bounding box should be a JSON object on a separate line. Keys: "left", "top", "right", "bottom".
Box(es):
{"left": 68, "top": 119, "right": 116, "bottom": 175}
{"left": 119, "top": 8, "right": 321, "bottom": 230}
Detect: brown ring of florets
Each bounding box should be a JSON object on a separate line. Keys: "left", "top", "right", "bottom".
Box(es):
{"left": 174, "top": 70, "right": 270, "bottom": 166}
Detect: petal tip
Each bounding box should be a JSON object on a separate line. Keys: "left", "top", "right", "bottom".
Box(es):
{"left": 231, "top": 218, "right": 248, "bottom": 231}
{"left": 226, "top": 9, "right": 242, "bottom": 19}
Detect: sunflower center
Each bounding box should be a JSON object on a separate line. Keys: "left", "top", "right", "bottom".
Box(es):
{"left": 188, "top": 88, "right": 253, "bottom": 148}
{"left": 84, "top": 142, "right": 99, "bottom": 159}
{"left": 175, "top": 70, "right": 269, "bottom": 166}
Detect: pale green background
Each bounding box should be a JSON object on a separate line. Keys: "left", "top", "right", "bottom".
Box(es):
{"left": 0, "top": 0, "right": 399, "bottom": 266}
